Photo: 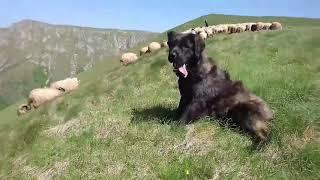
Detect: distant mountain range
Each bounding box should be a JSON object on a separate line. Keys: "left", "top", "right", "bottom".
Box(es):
{"left": 0, "top": 20, "right": 158, "bottom": 109}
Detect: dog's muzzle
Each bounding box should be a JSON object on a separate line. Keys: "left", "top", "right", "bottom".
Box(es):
{"left": 172, "top": 64, "right": 188, "bottom": 78}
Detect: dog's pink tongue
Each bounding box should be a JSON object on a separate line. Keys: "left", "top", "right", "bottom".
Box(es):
{"left": 178, "top": 64, "right": 188, "bottom": 78}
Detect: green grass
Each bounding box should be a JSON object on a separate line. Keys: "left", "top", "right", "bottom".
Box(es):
{"left": 0, "top": 14, "right": 319, "bottom": 179}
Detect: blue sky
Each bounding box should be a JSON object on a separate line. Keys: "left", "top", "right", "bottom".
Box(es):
{"left": 0, "top": 0, "right": 319, "bottom": 32}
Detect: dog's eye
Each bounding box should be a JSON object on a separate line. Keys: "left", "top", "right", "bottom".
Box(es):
{"left": 168, "top": 53, "right": 176, "bottom": 63}
{"left": 171, "top": 52, "right": 177, "bottom": 58}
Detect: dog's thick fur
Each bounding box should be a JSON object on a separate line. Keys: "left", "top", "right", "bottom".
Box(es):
{"left": 167, "top": 31, "right": 274, "bottom": 145}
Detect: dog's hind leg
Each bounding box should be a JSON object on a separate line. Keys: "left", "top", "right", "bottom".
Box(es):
{"left": 252, "top": 119, "right": 270, "bottom": 145}
{"left": 231, "top": 97, "right": 273, "bottom": 147}
{"left": 248, "top": 95, "right": 274, "bottom": 146}
{"left": 243, "top": 116, "right": 270, "bottom": 146}
{"left": 230, "top": 109, "right": 270, "bottom": 147}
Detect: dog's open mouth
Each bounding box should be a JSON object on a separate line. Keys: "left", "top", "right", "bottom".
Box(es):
{"left": 173, "top": 64, "right": 188, "bottom": 78}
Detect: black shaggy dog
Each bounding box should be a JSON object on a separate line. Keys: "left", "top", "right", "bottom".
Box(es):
{"left": 167, "top": 31, "right": 274, "bottom": 145}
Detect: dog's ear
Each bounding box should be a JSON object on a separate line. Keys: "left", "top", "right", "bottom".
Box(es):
{"left": 167, "top": 31, "right": 177, "bottom": 41}
{"left": 193, "top": 33, "right": 205, "bottom": 59}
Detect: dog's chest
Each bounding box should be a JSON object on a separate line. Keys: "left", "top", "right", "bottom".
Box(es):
{"left": 193, "top": 79, "right": 219, "bottom": 98}
{"left": 179, "top": 77, "right": 220, "bottom": 98}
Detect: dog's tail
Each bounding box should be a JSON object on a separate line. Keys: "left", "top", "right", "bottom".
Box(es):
{"left": 229, "top": 92, "right": 274, "bottom": 146}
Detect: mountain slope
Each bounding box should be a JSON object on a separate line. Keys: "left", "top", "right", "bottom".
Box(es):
{"left": 0, "top": 20, "right": 158, "bottom": 109}
{"left": 0, "top": 15, "right": 319, "bottom": 179}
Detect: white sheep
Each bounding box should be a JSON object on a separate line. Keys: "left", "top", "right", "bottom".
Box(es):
{"left": 194, "top": 27, "right": 204, "bottom": 33}
{"left": 140, "top": 46, "right": 148, "bottom": 56}
{"left": 161, "top": 41, "right": 168, "bottom": 48}
{"left": 207, "top": 26, "right": 215, "bottom": 34}
{"left": 120, "top": 52, "right": 138, "bottom": 66}
{"left": 245, "top": 23, "right": 255, "bottom": 31}
{"left": 199, "top": 31, "right": 207, "bottom": 40}
{"left": 255, "top": 22, "right": 265, "bottom": 31}
{"left": 262, "top": 22, "right": 272, "bottom": 30}
{"left": 28, "top": 88, "right": 64, "bottom": 108}
{"left": 270, "top": 22, "right": 282, "bottom": 30}
{"left": 228, "top": 24, "right": 237, "bottom": 34}
{"left": 204, "top": 27, "right": 213, "bottom": 37}
{"left": 147, "top": 42, "right": 161, "bottom": 52}
{"left": 217, "top": 25, "right": 228, "bottom": 33}
{"left": 236, "top": 24, "right": 246, "bottom": 33}
{"left": 212, "top": 26, "right": 221, "bottom": 34}
{"left": 50, "top": 77, "right": 80, "bottom": 93}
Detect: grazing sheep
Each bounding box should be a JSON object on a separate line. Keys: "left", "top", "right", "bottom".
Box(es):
{"left": 181, "top": 22, "right": 278, "bottom": 37}
{"left": 214, "top": 26, "right": 222, "bottom": 33}
{"left": 147, "top": 42, "right": 161, "bottom": 52}
{"left": 236, "top": 24, "right": 246, "bottom": 33}
{"left": 251, "top": 24, "right": 258, "bottom": 31}
{"left": 120, "top": 52, "right": 138, "bottom": 66}
{"left": 199, "top": 31, "right": 207, "bottom": 40}
{"left": 50, "top": 77, "right": 80, "bottom": 93}
{"left": 245, "top": 23, "right": 255, "bottom": 31}
{"left": 270, "top": 22, "right": 282, "bottom": 30}
{"left": 194, "top": 27, "right": 205, "bottom": 33}
{"left": 209, "top": 26, "right": 217, "bottom": 34}
{"left": 211, "top": 26, "right": 217, "bottom": 34}
{"left": 219, "top": 25, "right": 229, "bottom": 33}
{"left": 262, "top": 23, "right": 272, "bottom": 30}
{"left": 28, "top": 88, "right": 64, "bottom": 108}
{"left": 256, "top": 22, "right": 265, "bottom": 31}
{"left": 214, "top": 25, "right": 221, "bottom": 33}
{"left": 228, "top": 24, "right": 237, "bottom": 34}
{"left": 17, "top": 104, "right": 32, "bottom": 115}
{"left": 204, "top": 27, "right": 214, "bottom": 37}
{"left": 140, "top": 46, "right": 148, "bottom": 56}
{"left": 161, "top": 41, "right": 168, "bottom": 48}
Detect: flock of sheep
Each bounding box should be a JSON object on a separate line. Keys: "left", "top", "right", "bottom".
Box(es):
{"left": 120, "top": 41, "right": 168, "bottom": 66}
{"left": 120, "top": 21, "right": 282, "bottom": 66}
{"left": 17, "top": 21, "right": 283, "bottom": 114}
{"left": 18, "top": 78, "right": 80, "bottom": 115}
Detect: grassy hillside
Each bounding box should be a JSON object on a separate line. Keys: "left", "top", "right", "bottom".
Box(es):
{"left": 0, "top": 14, "right": 319, "bottom": 179}
{"left": 0, "top": 20, "right": 158, "bottom": 110}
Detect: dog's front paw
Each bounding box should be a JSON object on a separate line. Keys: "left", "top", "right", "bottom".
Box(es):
{"left": 178, "top": 118, "right": 187, "bottom": 125}
{"left": 178, "top": 115, "right": 192, "bottom": 125}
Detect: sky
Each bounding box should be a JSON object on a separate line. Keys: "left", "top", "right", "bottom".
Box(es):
{"left": 0, "top": 0, "right": 319, "bottom": 32}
